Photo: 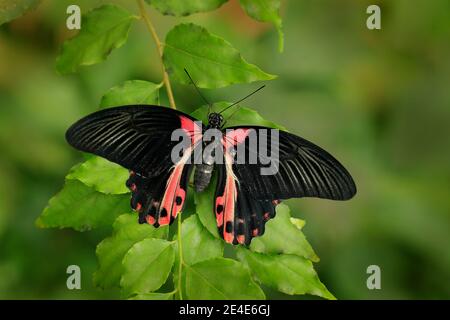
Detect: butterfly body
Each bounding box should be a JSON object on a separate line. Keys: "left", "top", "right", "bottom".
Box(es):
{"left": 206, "top": 112, "right": 224, "bottom": 130}
{"left": 192, "top": 112, "right": 224, "bottom": 192}
{"left": 194, "top": 160, "right": 215, "bottom": 193}
{"left": 66, "top": 105, "right": 356, "bottom": 246}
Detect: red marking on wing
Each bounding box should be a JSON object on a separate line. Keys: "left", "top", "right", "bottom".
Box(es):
{"left": 172, "top": 188, "right": 186, "bottom": 218}
{"left": 146, "top": 215, "right": 155, "bottom": 225}
{"left": 180, "top": 116, "right": 202, "bottom": 145}
{"left": 215, "top": 196, "right": 224, "bottom": 227}
{"left": 222, "top": 153, "right": 237, "bottom": 244}
{"left": 214, "top": 171, "right": 236, "bottom": 244}
{"left": 223, "top": 175, "right": 236, "bottom": 243}
{"left": 222, "top": 128, "right": 250, "bottom": 150}
{"left": 159, "top": 163, "right": 186, "bottom": 226}
{"left": 158, "top": 214, "right": 170, "bottom": 226}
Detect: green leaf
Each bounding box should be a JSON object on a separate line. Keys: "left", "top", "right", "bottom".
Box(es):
{"left": 129, "top": 292, "right": 174, "bottom": 300}
{"left": 56, "top": 4, "right": 137, "bottom": 74}
{"left": 94, "top": 214, "right": 168, "bottom": 289}
{"left": 163, "top": 23, "right": 276, "bottom": 88}
{"left": 0, "top": 0, "right": 41, "bottom": 25}
{"left": 250, "top": 204, "right": 319, "bottom": 262}
{"left": 100, "top": 80, "right": 161, "bottom": 108}
{"left": 239, "top": 0, "right": 284, "bottom": 52}
{"left": 121, "top": 238, "right": 175, "bottom": 294}
{"left": 172, "top": 214, "right": 223, "bottom": 299}
{"left": 237, "top": 249, "right": 335, "bottom": 300}
{"left": 193, "top": 173, "right": 221, "bottom": 238}
{"left": 290, "top": 217, "right": 305, "bottom": 230}
{"left": 66, "top": 156, "right": 130, "bottom": 194}
{"left": 180, "top": 215, "right": 224, "bottom": 265}
{"left": 36, "top": 180, "right": 130, "bottom": 231}
{"left": 146, "top": 0, "right": 228, "bottom": 17}
{"left": 185, "top": 258, "right": 265, "bottom": 299}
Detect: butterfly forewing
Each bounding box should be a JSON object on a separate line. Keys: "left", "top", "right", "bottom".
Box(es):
{"left": 66, "top": 105, "right": 200, "bottom": 177}
{"left": 225, "top": 126, "right": 356, "bottom": 201}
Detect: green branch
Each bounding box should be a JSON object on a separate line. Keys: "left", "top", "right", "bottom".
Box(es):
{"left": 137, "top": 0, "right": 177, "bottom": 109}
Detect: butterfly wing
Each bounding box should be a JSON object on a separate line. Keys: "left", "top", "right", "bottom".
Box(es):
{"left": 213, "top": 126, "right": 356, "bottom": 245}
{"left": 224, "top": 126, "right": 356, "bottom": 201}
{"left": 66, "top": 105, "right": 202, "bottom": 177}
{"left": 66, "top": 105, "right": 203, "bottom": 226}
{"left": 214, "top": 147, "right": 278, "bottom": 245}
{"left": 126, "top": 152, "right": 193, "bottom": 227}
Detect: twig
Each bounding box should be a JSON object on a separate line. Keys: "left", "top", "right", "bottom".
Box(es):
{"left": 177, "top": 213, "right": 184, "bottom": 300}
{"left": 137, "top": 0, "right": 176, "bottom": 109}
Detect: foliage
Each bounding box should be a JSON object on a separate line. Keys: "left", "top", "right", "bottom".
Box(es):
{"left": 0, "top": 0, "right": 41, "bottom": 25}
{"left": 145, "top": 0, "right": 228, "bottom": 17}
{"left": 36, "top": 179, "right": 130, "bottom": 231}
{"left": 56, "top": 5, "right": 138, "bottom": 74}
{"left": 94, "top": 213, "right": 168, "bottom": 288}
{"left": 100, "top": 80, "right": 161, "bottom": 108}
{"left": 66, "top": 156, "right": 130, "bottom": 194}
{"left": 163, "top": 23, "right": 276, "bottom": 88}
{"left": 239, "top": 0, "right": 284, "bottom": 51}
{"left": 30, "top": 1, "right": 333, "bottom": 300}
{"left": 2, "top": 0, "right": 449, "bottom": 301}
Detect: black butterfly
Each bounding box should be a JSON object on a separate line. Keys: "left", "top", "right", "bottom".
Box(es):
{"left": 66, "top": 98, "right": 356, "bottom": 246}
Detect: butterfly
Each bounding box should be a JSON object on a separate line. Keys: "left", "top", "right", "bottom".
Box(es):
{"left": 66, "top": 84, "right": 356, "bottom": 246}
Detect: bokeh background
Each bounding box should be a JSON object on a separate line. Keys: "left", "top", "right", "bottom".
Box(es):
{"left": 1, "top": 0, "right": 449, "bottom": 299}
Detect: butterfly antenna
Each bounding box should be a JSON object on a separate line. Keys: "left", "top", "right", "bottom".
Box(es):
{"left": 224, "top": 104, "right": 242, "bottom": 123}
{"left": 219, "top": 85, "right": 266, "bottom": 114}
{"left": 184, "top": 68, "right": 212, "bottom": 113}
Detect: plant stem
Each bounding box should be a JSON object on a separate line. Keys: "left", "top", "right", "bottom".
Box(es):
{"left": 177, "top": 212, "right": 184, "bottom": 300}
{"left": 137, "top": 0, "right": 176, "bottom": 109}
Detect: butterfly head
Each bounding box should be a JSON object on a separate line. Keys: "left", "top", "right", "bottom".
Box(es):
{"left": 208, "top": 112, "right": 224, "bottom": 129}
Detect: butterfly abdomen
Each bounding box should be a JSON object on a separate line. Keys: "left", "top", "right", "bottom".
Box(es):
{"left": 194, "top": 163, "right": 214, "bottom": 192}
{"left": 194, "top": 140, "right": 217, "bottom": 192}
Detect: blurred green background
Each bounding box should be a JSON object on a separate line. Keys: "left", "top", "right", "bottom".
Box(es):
{"left": 1, "top": 0, "right": 449, "bottom": 299}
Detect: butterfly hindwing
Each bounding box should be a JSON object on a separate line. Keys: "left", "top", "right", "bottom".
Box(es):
{"left": 214, "top": 145, "right": 279, "bottom": 245}
{"left": 155, "top": 145, "right": 195, "bottom": 225}
{"left": 127, "top": 160, "right": 193, "bottom": 227}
